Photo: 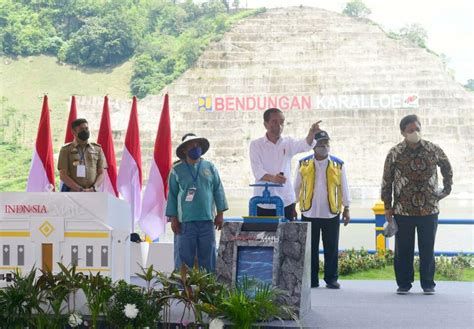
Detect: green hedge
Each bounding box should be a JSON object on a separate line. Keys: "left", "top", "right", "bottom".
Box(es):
{"left": 319, "top": 249, "right": 473, "bottom": 279}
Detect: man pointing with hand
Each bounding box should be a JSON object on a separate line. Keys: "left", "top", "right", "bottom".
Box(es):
{"left": 249, "top": 107, "right": 321, "bottom": 221}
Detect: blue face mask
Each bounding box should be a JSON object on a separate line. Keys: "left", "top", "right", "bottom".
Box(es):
{"left": 187, "top": 146, "right": 202, "bottom": 160}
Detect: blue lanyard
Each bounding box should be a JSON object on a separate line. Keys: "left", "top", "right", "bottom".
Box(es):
{"left": 77, "top": 145, "right": 86, "bottom": 164}
{"left": 185, "top": 160, "right": 201, "bottom": 186}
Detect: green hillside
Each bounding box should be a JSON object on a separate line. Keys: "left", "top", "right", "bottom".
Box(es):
{"left": 1, "top": 55, "right": 132, "bottom": 145}
{"left": 0, "top": 0, "right": 262, "bottom": 191}
{"left": 0, "top": 55, "right": 133, "bottom": 191}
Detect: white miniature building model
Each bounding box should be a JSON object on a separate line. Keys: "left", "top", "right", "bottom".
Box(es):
{"left": 0, "top": 192, "right": 131, "bottom": 283}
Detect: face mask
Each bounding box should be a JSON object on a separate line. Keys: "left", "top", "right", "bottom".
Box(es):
{"left": 315, "top": 145, "right": 329, "bottom": 157}
{"left": 187, "top": 146, "right": 202, "bottom": 160}
{"left": 405, "top": 131, "right": 421, "bottom": 143}
{"left": 77, "top": 130, "right": 90, "bottom": 141}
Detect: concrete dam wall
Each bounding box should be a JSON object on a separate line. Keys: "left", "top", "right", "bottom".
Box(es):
{"left": 76, "top": 7, "right": 474, "bottom": 200}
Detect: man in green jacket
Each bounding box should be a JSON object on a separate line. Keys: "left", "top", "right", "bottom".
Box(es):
{"left": 166, "top": 133, "right": 228, "bottom": 272}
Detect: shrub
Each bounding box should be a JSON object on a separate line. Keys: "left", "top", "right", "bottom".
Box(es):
{"left": 337, "top": 248, "right": 392, "bottom": 275}
{"left": 342, "top": 0, "right": 371, "bottom": 18}
{"left": 106, "top": 280, "right": 163, "bottom": 328}
{"left": 451, "top": 253, "right": 474, "bottom": 268}
{"left": 156, "top": 264, "right": 228, "bottom": 325}
{"left": 80, "top": 272, "right": 113, "bottom": 329}
{"left": 414, "top": 254, "right": 473, "bottom": 281}
{"left": 435, "top": 256, "right": 464, "bottom": 280}
{"left": 0, "top": 268, "right": 46, "bottom": 327}
{"left": 204, "top": 276, "right": 297, "bottom": 329}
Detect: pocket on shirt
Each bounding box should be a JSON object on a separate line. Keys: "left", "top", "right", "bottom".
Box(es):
{"left": 88, "top": 153, "right": 99, "bottom": 161}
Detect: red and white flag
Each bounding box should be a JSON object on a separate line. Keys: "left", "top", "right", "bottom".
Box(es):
{"left": 60, "top": 95, "right": 77, "bottom": 190}
{"left": 64, "top": 96, "right": 77, "bottom": 143}
{"left": 97, "top": 96, "right": 119, "bottom": 197}
{"left": 139, "top": 94, "right": 172, "bottom": 240}
{"left": 117, "top": 96, "right": 142, "bottom": 223}
{"left": 26, "top": 95, "right": 56, "bottom": 192}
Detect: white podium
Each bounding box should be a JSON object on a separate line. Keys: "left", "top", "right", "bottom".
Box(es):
{"left": 0, "top": 192, "right": 131, "bottom": 282}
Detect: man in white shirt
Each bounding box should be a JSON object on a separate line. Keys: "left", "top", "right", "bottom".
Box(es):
{"left": 294, "top": 130, "right": 351, "bottom": 288}
{"left": 249, "top": 108, "right": 321, "bottom": 220}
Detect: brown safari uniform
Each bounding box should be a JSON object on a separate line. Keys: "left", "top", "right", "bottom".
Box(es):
{"left": 58, "top": 141, "right": 107, "bottom": 190}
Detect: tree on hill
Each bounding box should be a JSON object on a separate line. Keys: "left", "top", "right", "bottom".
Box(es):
{"left": 343, "top": 0, "right": 371, "bottom": 19}
{"left": 0, "top": 0, "right": 261, "bottom": 98}
{"left": 232, "top": 0, "right": 240, "bottom": 10}
{"left": 58, "top": 13, "right": 142, "bottom": 66}
{"left": 464, "top": 79, "right": 474, "bottom": 91}
{"left": 388, "top": 23, "right": 428, "bottom": 49}
{"left": 399, "top": 23, "right": 428, "bottom": 48}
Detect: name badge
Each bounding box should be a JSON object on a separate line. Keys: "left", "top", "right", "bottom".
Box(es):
{"left": 185, "top": 187, "right": 197, "bottom": 202}
{"left": 77, "top": 165, "right": 86, "bottom": 178}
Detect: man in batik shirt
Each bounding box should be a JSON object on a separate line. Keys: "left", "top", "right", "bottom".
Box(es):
{"left": 381, "top": 114, "right": 453, "bottom": 295}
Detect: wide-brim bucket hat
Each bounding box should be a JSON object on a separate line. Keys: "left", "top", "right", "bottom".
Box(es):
{"left": 176, "top": 133, "right": 210, "bottom": 159}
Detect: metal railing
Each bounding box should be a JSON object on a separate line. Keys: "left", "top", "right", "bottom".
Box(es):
{"left": 224, "top": 201, "right": 474, "bottom": 256}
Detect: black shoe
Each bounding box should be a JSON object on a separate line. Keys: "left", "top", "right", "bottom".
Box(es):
{"left": 326, "top": 281, "right": 340, "bottom": 289}
{"left": 423, "top": 288, "right": 435, "bottom": 295}
{"left": 396, "top": 287, "right": 410, "bottom": 295}
{"left": 311, "top": 283, "right": 319, "bottom": 288}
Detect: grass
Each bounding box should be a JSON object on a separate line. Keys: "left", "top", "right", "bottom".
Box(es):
{"left": 340, "top": 266, "right": 474, "bottom": 281}
{"left": 0, "top": 55, "right": 132, "bottom": 146}
{"left": 0, "top": 55, "right": 133, "bottom": 191}
{"left": 0, "top": 143, "right": 32, "bottom": 191}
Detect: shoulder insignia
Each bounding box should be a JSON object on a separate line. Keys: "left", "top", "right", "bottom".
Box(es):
{"left": 329, "top": 155, "right": 344, "bottom": 165}
{"left": 299, "top": 154, "right": 314, "bottom": 164}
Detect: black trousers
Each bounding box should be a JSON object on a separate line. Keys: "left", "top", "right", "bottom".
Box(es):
{"left": 257, "top": 203, "right": 296, "bottom": 221}
{"left": 302, "top": 214, "right": 340, "bottom": 287}
{"left": 394, "top": 214, "right": 438, "bottom": 289}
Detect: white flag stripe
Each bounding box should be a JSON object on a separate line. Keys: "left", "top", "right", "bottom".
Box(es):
{"left": 139, "top": 161, "right": 167, "bottom": 239}
{"left": 26, "top": 148, "right": 51, "bottom": 192}
{"left": 118, "top": 147, "right": 142, "bottom": 221}
{"left": 98, "top": 171, "right": 114, "bottom": 195}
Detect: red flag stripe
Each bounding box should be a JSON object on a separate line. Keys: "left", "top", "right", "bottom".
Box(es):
{"left": 35, "top": 95, "right": 56, "bottom": 190}
{"left": 64, "top": 96, "right": 77, "bottom": 143}
{"left": 154, "top": 93, "right": 172, "bottom": 196}
{"left": 124, "top": 96, "right": 142, "bottom": 186}
{"left": 97, "top": 96, "right": 119, "bottom": 196}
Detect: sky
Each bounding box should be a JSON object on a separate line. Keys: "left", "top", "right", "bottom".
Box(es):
{"left": 238, "top": 0, "right": 473, "bottom": 84}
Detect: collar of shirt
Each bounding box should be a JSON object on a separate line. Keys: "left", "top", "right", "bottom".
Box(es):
{"left": 73, "top": 140, "right": 92, "bottom": 148}
{"left": 315, "top": 155, "right": 329, "bottom": 165}
{"left": 264, "top": 133, "right": 283, "bottom": 145}
{"left": 401, "top": 139, "right": 426, "bottom": 151}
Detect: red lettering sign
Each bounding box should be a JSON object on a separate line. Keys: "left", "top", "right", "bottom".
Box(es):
{"left": 215, "top": 97, "right": 224, "bottom": 111}
{"left": 226, "top": 97, "right": 235, "bottom": 111}
{"left": 4, "top": 204, "right": 47, "bottom": 214}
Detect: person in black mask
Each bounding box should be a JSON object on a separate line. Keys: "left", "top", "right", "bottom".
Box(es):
{"left": 58, "top": 118, "right": 106, "bottom": 192}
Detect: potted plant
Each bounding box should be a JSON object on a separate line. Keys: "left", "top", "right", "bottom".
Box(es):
{"left": 80, "top": 271, "right": 113, "bottom": 328}
{"left": 203, "top": 277, "right": 297, "bottom": 329}
{"left": 0, "top": 267, "right": 47, "bottom": 327}
{"left": 106, "top": 279, "right": 163, "bottom": 328}
{"left": 156, "top": 264, "right": 228, "bottom": 327}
